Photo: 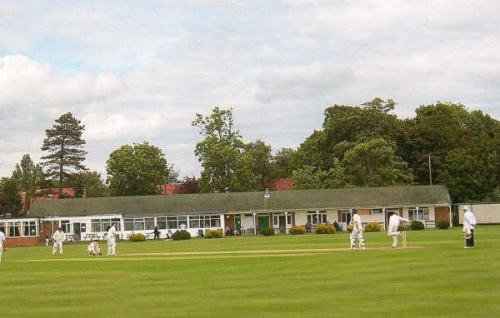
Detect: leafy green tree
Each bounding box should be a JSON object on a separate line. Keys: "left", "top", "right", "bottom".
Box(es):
{"left": 292, "top": 159, "right": 348, "bottom": 190}
{"left": 192, "top": 107, "right": 259, "bottom": 192}
{"left": 273, "top": 147, "right": 297, "bottom": 178}
{"left": 67, "top": 171, "right": 109, "bottom": 198}
{"left": 41, "top": 112, "right": 87, "bottom": 196}
{"left": 11, "top": 154, "right": 45, "bottom": 211}
{"left": 243, "top": 140, "right": 278, "bottom": 190}
{"left": 106, "top": 142, "right": 178, "bottom": 196}
{"left": 0, "top": 177, "right": 22, "bottom": 216}
{"left": 343, "top": 138, "right": 413, "bottom": 187}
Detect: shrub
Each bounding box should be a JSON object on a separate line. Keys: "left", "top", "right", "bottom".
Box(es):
{"left": 398, "top": 223, "right": 410, "bottom": 231}
{"left": 315, "top": 223, "right": 335, "bottom": 234}
{"left": 410, "top": 220, "right": 425, "bottom": 230}
{"left": 172, "top": 230, "right": 191, "bottom": 240}
{"left": 364, "top": 222, "right": 382, "bottom": 232}
{"left": 128, "top": 233, "right": 146, "bottom": 242}
{"left": 260, "top": 227, "right": 275, "bottom": 236}
{"left": 436, "top": 220, "right": 450, "bottom": 229}
{"left": 205, "top": 229, "right": 223, "bottom": 238}
{"left": 289, "top": 225, "right": 305, "bottom": 235}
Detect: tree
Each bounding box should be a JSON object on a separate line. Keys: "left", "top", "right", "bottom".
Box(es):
{"left": 41, "top": 112, "right": 87, "bottom": 196}
{"left": 0, "top": 177, "right": 22, "bottom": 216}
{"left": 243, "top": 140, "right": 278, "bottom": 190}
{"left": 273, "top": 147, "right": 297, "bottom": 178}
{"left": 106, "top": 142, "right": 177, "bottom": 196}
{"left": 192, "top": 107, "right": 259, "bottom": 192}
{"left": 67, "top": 171, "right": 109, "bottom": 198}
{"left": 343, "top": 138, "right": 413, "bottom": 187}
{"left": 11, "top": 154, "right": 45, "bottom": 211}
{"left": 292, "top": 159, "right": 348, "bottom": 190}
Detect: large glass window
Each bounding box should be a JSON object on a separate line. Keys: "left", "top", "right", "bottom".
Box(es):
{"left": 124, "top": 219, "right": 134, "bottom": 231}
{"left": 210, "top": 216, "right": 221, "bottom": 228}
{"left": 178, "top": 216, "right": 188, "bottom": 228}
{"left": 408, "top": 207, "right": 429, "bottom": 221}
{"left": 157, "top": 217, "right": 167, "bottom": 230}
{"left": 307, "top": 211, "right": 327, "bottom": 224}
{"left": 91, "top": 218, "right": 121, "bottom": 232}
{"left": 133, "top": 218, "right": 145, "bottom": 231}
{"left": 167, "top": 217, "right": 178, "bottom": 229}
{"left": 23, "top": 221, "right": 38, "bottom": 237}
{"left": 9, "top": 222, "right": 21, "bottom": 237}
{"left": 145, "top": 218, "right": 155, "bottom": 230}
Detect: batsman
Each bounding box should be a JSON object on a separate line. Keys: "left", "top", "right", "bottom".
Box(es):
{"left": 349, "top": 210, "right": 366, "bottom": 250}
{"left": 387, "top": 211, "right": 409, "bottom": 248}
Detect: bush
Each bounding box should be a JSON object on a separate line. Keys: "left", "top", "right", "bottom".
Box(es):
{"left": 289, "top": 225, "right": 305, "bottom": 235}
{"left": 436, "top": 220, "right": 450, "bottom": 229}
{"left": 128, "top": 233, "right": 146, "bottom": 242}
{"left": 205, "top": 229, "right": 223, "bottom": 238}
{"left": 315, "top": 223, "right": 335, "bottom": 234}
{"left": 364, "top": 222, "right": 382, "bottom": 232}
{"left": 410, "top": 220, "right": 425, "bottom": 230}
{"left": 398, "top": 223, "right": 410, "bottom": 231}
{"left": 172, "top": 230, "right": 191, "bottom": 240}
{"left": 260, "top": 227, "right": 275, "bottom": 236}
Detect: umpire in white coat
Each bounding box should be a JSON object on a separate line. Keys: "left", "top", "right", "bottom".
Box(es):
{"left": 463, "top": 206, "right": 477, "bottom": 248}
{"left": 387, "top": 212, "right": 409, "bottom": 248}
{"left": 0, "top": 227, "right": 5, "bottom": 264}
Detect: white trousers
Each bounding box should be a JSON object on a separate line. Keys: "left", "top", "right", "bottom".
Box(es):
{"left": 107, "top": 239, "right": 116, "bottom": 255}
{"left": 52, "top": 241, "right": 63, "bottom": 255}
{"left": 387, "top": 226, "right": 400, "bottom": 247}
{"left": 350, "top": 229, "right": 365, "bottom": 249}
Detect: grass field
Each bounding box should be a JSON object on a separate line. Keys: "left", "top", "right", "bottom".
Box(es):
{"left": 1, "top": 226, "right": 500, "bottom": 318}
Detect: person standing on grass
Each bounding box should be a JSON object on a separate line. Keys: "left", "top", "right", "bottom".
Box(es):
{"left": 107, "top": 223, "right": 117, "bottom": 256}
{"left": 463, "top": 206, "right": 477, "bottom": 249}
{"left": 0, "top": 227, "right": 6, "bottom": 264}
{"left": 349, "top": 210, "right": 366, "bottom": 250}
{"left": 153, "top": 225, "right": 161, "bottom": 240}
{"left": 387, "top": 212, "right": 409, "bottom": 248}
{"left": 52, "top": 227, "right": 65, "bottom": 255}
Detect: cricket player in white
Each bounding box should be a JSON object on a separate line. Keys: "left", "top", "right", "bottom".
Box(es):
{"left": 87, "top": 240, "right": 101, "bottom": 256}
{"left": 387, "top": 212, "right": 409, "bottom": 248}
{"left": 52, "top": 227, "right": 65, "bottom": 255}
{"left": 349, "top": 211, "right": 366, "bottom": 250}
{"left": 0, "top": 228, "right": 6, "bottom": 264}
{"left": 107, "top": 224, "right": 117, "bottom": 256}
{"left": 463, "top": 205, "right": 477, "bottom": 248}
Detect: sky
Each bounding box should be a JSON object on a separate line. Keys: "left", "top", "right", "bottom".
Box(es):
{"left": 1, "top": 0, "right": 499, "bottom": 179}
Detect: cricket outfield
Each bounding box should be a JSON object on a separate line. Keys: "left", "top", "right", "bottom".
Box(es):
{"left": 1, "top": 226, "right": 499, "bottom": 318}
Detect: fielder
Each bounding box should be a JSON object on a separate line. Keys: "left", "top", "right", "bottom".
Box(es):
{"left": 87, "top": 240, "right": 101, "bottom": 256}
{"left": 52, "top": 227, "right": 65, "bottom": 255}
{"left": 462, "top": 205, "right": 477, "bottom": 248}
{"left": 0, "top": 227, "right": 5, "bottom": 264}
{"left": 349, "top": 211, "right": 366, "bottom": 250}
{"left": 387, "top": 212, "right": 409, "bottom": 248}
{"left": 107, "top": 223, "right": 117, "bottom": 256}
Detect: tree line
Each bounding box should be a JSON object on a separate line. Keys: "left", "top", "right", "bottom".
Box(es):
{"left": 1, "top": 98, "right": 498, "bottom": 215}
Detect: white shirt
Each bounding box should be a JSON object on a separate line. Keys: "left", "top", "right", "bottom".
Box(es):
{"left": 107, "top": 226, "right": 116, "bottom": 240}
{"left": 350, "top": 214, "right": 363, "bottom": 231}
{"left": 463, "top": 211, "right": 476, "bottom": 231}
{"left": 388, "top": 214, "right": 409, "bottom": 229}
{"left": 52, "top": 230, "right": 65, "bottom": 243}
{"left": 0, "top": 231, "right": 5, "bottom": 248}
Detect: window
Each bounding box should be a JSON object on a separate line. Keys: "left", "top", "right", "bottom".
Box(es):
{"left": 157, "top": 217, "right": 167, "bottom": 230}
{"left": 307, "top": 211, "right": 327, "bottom": 225}
{"left": 91, "top": 218, "right": 121, "bottom": 232}
{"left": 23, "top": 221, "right": 38, "bottom": 237}
{"left": 167, "top": 217, "right": 178, "bottom": 229}
{"left": 408, "top": 207, "right": 429, "bottom": 221}
{"left": 9, "top": 222, "right": 21, "bottom": 237}
{"left": 371, "top": 208, "right": 383, "bottom": 214}
{"left": 133, "top": 218, "right": 145, "bottom": 231}
{"left": 189, "top": 216, "right": 200, "bottom": 229}
{"left": 189, "top": 215, "right": 221, "bottom": 228}
{"left": 178, "top": 216, "right": 188, "bottom": 228}
{"left": 61, "top": 220, "right": 70, "bottom": 233}
{"left": 210, "top": 216, "right": 221, "bottom": 228}
{"left": 124, "top": 219, "right": 134, "bottom": 231}
{"left": 145, "top": 218, "right": 155, "bottom": 230}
